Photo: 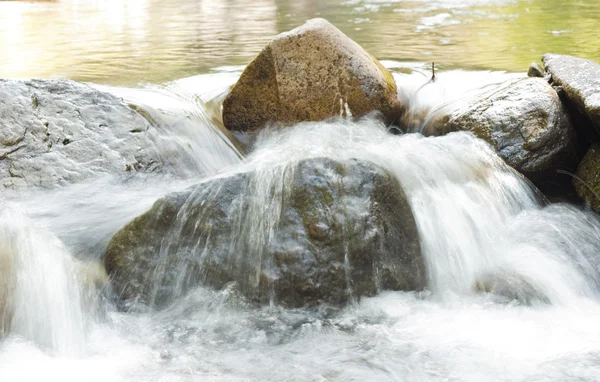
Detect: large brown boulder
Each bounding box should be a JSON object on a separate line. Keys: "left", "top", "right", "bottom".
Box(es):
{"left": 222, "top": 18, "right": 403, "bottom": 133}
{"left": 104, "top": 157, "right": 424, "bottom": 309}
{"left": 425, "top": 78, "right": 578, "bottom": 186}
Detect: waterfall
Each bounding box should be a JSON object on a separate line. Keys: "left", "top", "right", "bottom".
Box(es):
{"left": 0, "top": 205, "right": 95, "bottom": 356}
{"left": 93, "top": 78, "right": 243, "bottom": 179}
{"left": 123, "top": 115, "right": 600, "bottom": 309}
{"left": 3, "top": 75, "right": 600, "bottom": 381}
{"left": 237, "top": 118, "right": 600, "bottom": 304}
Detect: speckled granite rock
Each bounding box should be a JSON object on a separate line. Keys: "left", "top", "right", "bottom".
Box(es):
{"left": 0, "top": 79, "right": 170, "bottom": 188}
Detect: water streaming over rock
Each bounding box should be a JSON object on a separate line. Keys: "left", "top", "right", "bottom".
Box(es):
{"left": 229, "top": 119, "right": 600, "bottom": 305}
{"left": 2, "top": 69, "right": 600, "bottom": 381}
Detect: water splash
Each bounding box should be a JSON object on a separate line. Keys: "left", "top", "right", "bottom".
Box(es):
{"left": 390, "top": 65, "right": 523, "bottom": 132}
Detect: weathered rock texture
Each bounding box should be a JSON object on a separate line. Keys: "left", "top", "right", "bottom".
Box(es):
{"left": 0, "top": 79, "right": 166, "bottom": 188}
{"left": 543, "top": 54, "right": 600, "bottom": 132}
{"left": 222, "top": 18, "right": 403, "bottom": 133}
{"left": 426, "top": 78, "right": 577, "bottom": 184}
{"left": 105, "top": 157, "right": 424, "bottom": 308}
{"left": 574, "top": 145, "right": 600, "bottom": 212}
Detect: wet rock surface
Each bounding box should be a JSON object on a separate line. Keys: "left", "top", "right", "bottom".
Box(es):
{"left": 425, "top": 77, "right": 578, "bottom": 186}
{"left": 575, "top": 145, "right": 600, "bottom": 212}
{"left": 543, "top": 54, "right": 600, "bottom": 134}
{"left": 0, "top": 79, "right": 168, "bottom": 188}
{"left": 222, "top": 18, "right": 403, "bottom": 133}
{"left": 105, "top": 157, "right": 424, "bottom": 308}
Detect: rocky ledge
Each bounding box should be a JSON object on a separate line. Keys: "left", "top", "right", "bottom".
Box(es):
{"left": 541, "top": 54, "right": 600, "bottom": 210}
{"left": 0, "top": 79, "right": 169, "bottom": 188}
{"left": 0, "top": 79, "right": 212, "bottom": 189}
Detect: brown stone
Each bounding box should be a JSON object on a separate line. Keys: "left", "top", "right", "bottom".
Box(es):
{"left": 222, "top": 18, "right": 403, "bottom": 132}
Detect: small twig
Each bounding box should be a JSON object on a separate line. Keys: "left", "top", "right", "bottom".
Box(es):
{"left": 414, "top": 62, "right": 438, "bottom": 96}
{"left": 557, "top": 169, "right": 600, "bottom": 205}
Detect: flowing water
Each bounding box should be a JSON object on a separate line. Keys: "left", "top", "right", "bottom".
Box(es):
{"left": 3, "top": 0, "right": 600, "bottom": 381}
{"left": 2, "top": 68, "right": 600, "bottom": 380}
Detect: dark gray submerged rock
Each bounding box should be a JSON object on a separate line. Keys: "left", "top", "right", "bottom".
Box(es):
{"left": 105, "top": 157, "right": 425, "bottom": 308}
{"left": 543, "top": 54, "right": 600, "bottom": 133}
{"left": 425, "top": 77, "right": 578, "bottom": 186}
{"left": 0, "top": 79, "right": 169, "bottom": 188}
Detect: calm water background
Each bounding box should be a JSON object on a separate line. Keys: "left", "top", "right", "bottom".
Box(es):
{"left": 1, "top": 0, "right": 599, "bottom": 86}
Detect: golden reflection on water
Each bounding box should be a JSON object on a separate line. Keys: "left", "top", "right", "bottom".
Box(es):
{"left": 1, "top": 0, "right": 599, "bottom": 85}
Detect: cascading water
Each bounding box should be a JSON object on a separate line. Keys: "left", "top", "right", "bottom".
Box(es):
{"left": 228, "top": 118, "right": 600, "bottom": 305}
{"left": 3, "top": 69, "right": 600, "bottom": 381}
{"left": 0, "top": 205, "right": 92, "bottom": 356}
{"left": 94, "top": 80, "right": 244, "bottom": 177}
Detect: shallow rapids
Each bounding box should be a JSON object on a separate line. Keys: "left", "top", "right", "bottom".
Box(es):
{"left": 3, "top": 72, "right": 600, "bottom": 381}
{"left": 239, "top": 120, "right": 600, "bottom": 305}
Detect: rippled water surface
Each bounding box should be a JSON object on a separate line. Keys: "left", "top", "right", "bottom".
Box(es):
{"left": 1, "top": 0, "right": 600, "bottom": 84}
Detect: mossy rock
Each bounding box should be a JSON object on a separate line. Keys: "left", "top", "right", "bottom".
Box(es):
{"left": 222, "top": 18, "right": 404, "bottom": 133}
{"left": 575, "top": 145, "right": 600, "bottom": 212}
{"left": 104, "top": 157, "right": 424, "bottom": 308}
{"left": 527, "top": 62, "right": 544, "bottom": 78}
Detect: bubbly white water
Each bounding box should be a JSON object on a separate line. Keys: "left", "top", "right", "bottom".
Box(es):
{"left": 2, "top": 69, "right": 600, "bottom": 381}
